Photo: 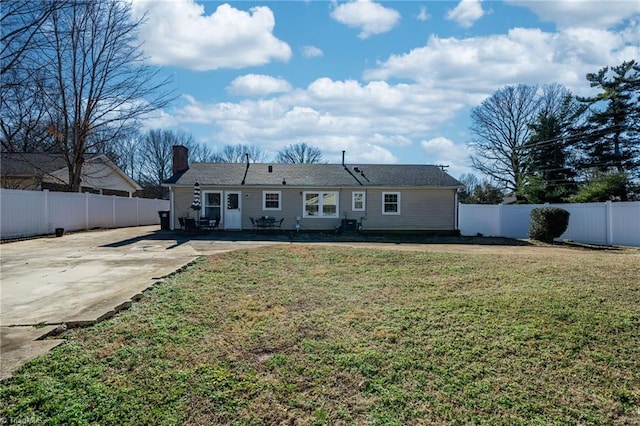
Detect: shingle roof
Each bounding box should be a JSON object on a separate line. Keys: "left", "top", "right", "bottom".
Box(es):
{"left": 166, "top": 163, "right": 461, "bottom": 188}
{"left": 1, "top": 152, "right": 67, "bottom": 177}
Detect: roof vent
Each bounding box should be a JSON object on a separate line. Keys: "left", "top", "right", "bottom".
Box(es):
{"left": 268, "top": 165, "right": 273, "bottom": 173}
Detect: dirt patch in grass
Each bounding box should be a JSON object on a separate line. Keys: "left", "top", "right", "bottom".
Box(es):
{"left": 1, "top": 245, "right": 639, "bottom": 425}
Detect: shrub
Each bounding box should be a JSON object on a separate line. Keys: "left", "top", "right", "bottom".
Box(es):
{"left": 569, "top": 171, "right": 627, "bottom": 202}
{"left": 529, "top": 207, "right": 570, "bottom": 243}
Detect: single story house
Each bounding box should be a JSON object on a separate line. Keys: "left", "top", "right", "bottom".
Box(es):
{"left": 1, "top": 152, "right": 141, "bottom": 197}
{"left": 164, "top": 145, "right": 463, "bottom": 233}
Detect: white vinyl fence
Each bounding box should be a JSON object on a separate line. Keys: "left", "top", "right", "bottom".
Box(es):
{"left": 0, "top": 189, "right": 170, "bottom": 240}
{"left": 459, "top": 201, "right": 640, "bottom": 247}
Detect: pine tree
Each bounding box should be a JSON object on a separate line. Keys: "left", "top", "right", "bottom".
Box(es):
{"left": 525, "top": 85, "right": 583, "bottom": 202}
{"left": 576, "top": 60, "right": 640, "bottom": 198}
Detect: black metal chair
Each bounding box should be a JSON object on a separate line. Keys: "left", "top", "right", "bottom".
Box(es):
{"left": 184, "top": 218, "right": 198, "bottom": 234}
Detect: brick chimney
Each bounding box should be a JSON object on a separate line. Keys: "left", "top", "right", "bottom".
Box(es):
{"left": 172, "top": 145, "right": 188, "bottom": 175}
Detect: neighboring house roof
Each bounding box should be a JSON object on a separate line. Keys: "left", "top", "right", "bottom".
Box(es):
{"left": 1, "top": 152, "right": 141, "bottom": 192}
{"left": 1, "top": 152, "right": 67, "bottom": 178}
{"left": 166, "top": 163, "right": 462, "bottom": 188}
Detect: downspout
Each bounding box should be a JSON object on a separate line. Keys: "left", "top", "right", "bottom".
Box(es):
{"left": 454, "top": 188, "right": 459, "bottom": 232}
{"left": 169, "top": 186, "right": 175, "bottom": 230}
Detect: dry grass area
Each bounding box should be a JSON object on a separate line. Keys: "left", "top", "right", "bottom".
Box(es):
{"left": 1, "top": 244, "right": 639, "bottom": 425}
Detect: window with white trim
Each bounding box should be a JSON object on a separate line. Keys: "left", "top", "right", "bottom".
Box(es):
{"left": 382, "top": 192, "right": 400, "bottom": 215}
{"left": 263, "top": 191, "right": 281, "bottom": 210}
{"left": 303, "top": 191, "right": 338, "bottom": 218}
{"left": 352, "top": 191, "right": 365, "bottom": 211}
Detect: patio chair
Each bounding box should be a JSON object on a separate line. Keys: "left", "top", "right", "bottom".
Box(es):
{"left": 184, "top": 218, "right": 198, "bottom": 234}
{"left": 178, "top": 217, "right": 186, "bottom": 231}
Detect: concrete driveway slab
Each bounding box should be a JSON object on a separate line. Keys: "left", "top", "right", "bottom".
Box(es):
{"left": 1, "top": 226, "right": 198, "bottom": 379}
{"left": 1, "top": 326, "right": 64, "bottom": 380}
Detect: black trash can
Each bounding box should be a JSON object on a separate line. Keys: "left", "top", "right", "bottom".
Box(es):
{"left": 158, "top": 211, "right": 170, "bottom": 230}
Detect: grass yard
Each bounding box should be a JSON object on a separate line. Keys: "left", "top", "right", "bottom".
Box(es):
{"left": 1, "top": 245, "right": 639, "bottom": 425}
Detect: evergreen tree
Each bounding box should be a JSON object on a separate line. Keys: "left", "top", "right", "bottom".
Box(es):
{"left": 570, "top": 171, "right": 628, "bottom": 203}
{"left": 525, "top": 85, "right": 583, "bottom": 203}
{"left": 575, "top": 60, "right": 640, "bottom": 199}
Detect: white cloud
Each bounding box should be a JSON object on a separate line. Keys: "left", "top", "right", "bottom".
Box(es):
{"left": 364, "top": 27, "right": 639, "bottom": 97}
{"left": 168, "top": 75, "right": 463, "bottom": 164}
{"left": 146, "top": 4, "right": 637, "bottom": 171}
{"left": 132, "top": 0, "right": 291, "bottom": 70}
{"left": 506, "top": 0, "right": 640, "bottom": 29}
{"left": 421, "top": 137, "right": 473, "bottom": 177}
{"left": 446, "top": 0, "right": 484, "bottom": 28}
{"left": 227, "top": 74, "right": 292, "bottom": 97}
{"left": 417, "top": 6, "right": 430, "bottom": 22}
{"left": 330, "top": 0, "right": 401, "bottom": 39}
{"left": 302, "top": 45, "right": 324, "bottom": 58}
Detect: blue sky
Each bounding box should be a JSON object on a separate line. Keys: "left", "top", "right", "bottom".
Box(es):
{"left": 131, "top": 0, "right": 639, "bottom": 178}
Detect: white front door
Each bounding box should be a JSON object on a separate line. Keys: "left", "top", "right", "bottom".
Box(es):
{"left": 224, "top": 191, "right": 242, "bottom": 230}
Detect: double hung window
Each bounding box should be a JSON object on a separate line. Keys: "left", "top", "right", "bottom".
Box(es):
{"left": 263, "top": 191, "right": 281, "bottom": 210}
{"left": 382, "top": 192, "right": 400, "bottom": 215}
{"left": 352, "top": 191, "right": 365, "bottom": 211}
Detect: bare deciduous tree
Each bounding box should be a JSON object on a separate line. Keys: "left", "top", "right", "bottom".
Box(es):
{"left": 17, "top": 0, "right": 175, "bottom": 191}
{"left": 0, "top": 70, "right": 50, "bottom": 152}
{"left": 1, "top": 0, "right": 67, "bottom": 152}
{"left": 138, "top": 129, "right": 194, "bottom": 188}
{"left": 0, "top": 0, "right": 62, "bottom": 77}
{"left": 469, "top": 84, "right": 540, "bottom": 198}
{"left": 275, "top": 142, "right": 323, "bottom": 164}
{"left": 212, "top": 144, "right": 268, "bottom": 163}
{"left": 186, "top": 141, "right": 216, "bottom": 163}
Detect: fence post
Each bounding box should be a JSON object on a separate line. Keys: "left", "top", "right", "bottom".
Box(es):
{"left": 112, "top": 195, "right": 117, "bottom": 228}
{"left": 605, "top": 201, "right": 613, "bottom": 245}
{"left": 85, "top": 192, "right": 90, "bottom": 230}
{"left": 497, "top": 204, "right": 503, "bottom": 237}
{"left": 43, "top": 190, "right": 50, "bottom": 234}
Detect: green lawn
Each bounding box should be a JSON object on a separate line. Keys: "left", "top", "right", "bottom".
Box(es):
{"left": 1, "top": 245, "right": 639, "bottom": 425}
